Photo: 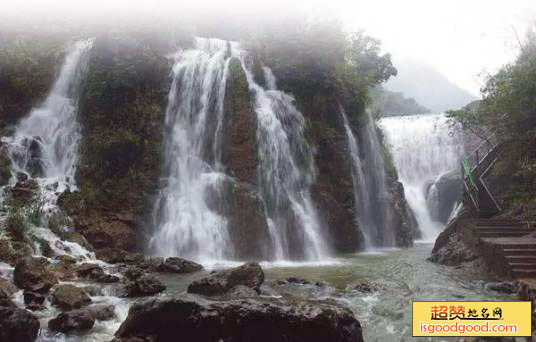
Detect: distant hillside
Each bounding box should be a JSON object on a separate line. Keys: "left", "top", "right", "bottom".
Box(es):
{"left": 385, "top": 59, "right": 478, "bottom": 113}
{"left": 370, "top": 86, "right": 430, "bottom": 117}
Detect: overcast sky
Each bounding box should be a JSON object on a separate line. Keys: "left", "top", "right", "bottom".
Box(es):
{"left": 2, "top": 0, "right": 535, "bottom": 96}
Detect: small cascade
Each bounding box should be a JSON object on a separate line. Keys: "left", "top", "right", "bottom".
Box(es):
{"left": 245, "top": 65, "right": 327, "bottom": 260}
{"left": 149, "top": 38, "right": 233, "bottom": 261}
{"left": 5, "top": 40, "right": 92, "bottom": 190}
{"left": 1, "top": 39, "right": 94, "bottom": 259}
{"left": 341, "top": 108, "right": 395, "bottom": 248}
{"left": 378, "top": 114, "right": 465, "bottom": 240}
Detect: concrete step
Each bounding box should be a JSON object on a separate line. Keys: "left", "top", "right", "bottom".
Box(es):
{"left": 475, "top": 226, "right": 533, "bottom": 231}
{"left": 502, "top": 248, "right": 536, "bottom": 256}
{"left": 511, "top": 269, "right": 536, "bottom": 278}
{"left": 498, "top": 243, "right": 536, "bottom": 249}
{"left": 505, "top": 255, "right": 536, "bottom": 262}
{"left": 476, "top": 229, "right": 534, "bottom": 234}
{"left": 476, "top": 220, "right": 524, "bottom": 227}
{"left": 508, "top": 263, "right": 536, "bottom": 270}
{"left": 478, "top": 232, "right": 532, "bottom": 238}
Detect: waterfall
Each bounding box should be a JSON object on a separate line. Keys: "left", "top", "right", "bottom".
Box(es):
{"left": 5, "top": 40, "right": 93, "bottom": 190}
{"left": 0, "top": 39, "right": 94, "bottom": 259}
{"left": 378, "top": 114, "right": 464, "bottom": 241}
{"left": 150, "top": 38, "right": 327, "bottom": 261}
{"left": 149, "top": 38, "right": 233, "bottom": 261}
{"left": 246, "top": 65, "right": 327, "bottom": 260}
{"left": 341, "top": 108, "right": 395, "bottom": 248}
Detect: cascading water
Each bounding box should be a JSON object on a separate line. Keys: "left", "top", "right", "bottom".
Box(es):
{"left": 246, "top": 64, "right": 327, "bottom": 260}
{"left": 150, "top": 37, "right": 327, "bottom": 261}
{"left": 1, "top": 39, "right": 94, "bottom": 258}
{"left": 378, "top": 113, "right": 465, "bottom": 241}
{"left": 341, "top": 108, "right": 395, "bottom": 248}
{"left": 149, "top": 38, "right": 233, "bottom": 261}
{"left": 5, "top": 40, "right": 92, "bottom": 190}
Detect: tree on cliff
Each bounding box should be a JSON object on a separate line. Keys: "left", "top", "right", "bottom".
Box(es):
{"left": 449, "top": 21, "right": 536, "bottom": 218}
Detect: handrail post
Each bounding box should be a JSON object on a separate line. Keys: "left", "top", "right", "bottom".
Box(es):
{"left": 476, "top": 150, "right": 479, "bottom": 165}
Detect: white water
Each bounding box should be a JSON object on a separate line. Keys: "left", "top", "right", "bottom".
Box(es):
{"left": 341, "top": 108, "right": 397, "bottom": 248}
{"left": 340, "top": 108, "right": 373, "bottom": 247}
{"left": 5, "top": 40, "right": 93, "bottom": 191}
{"left": 149, "top": 38, "right": 232, "bottom": 261}
{"left": 378, "top": 114, "right": 464, "bottom": 241}
{"left": 247, "top": 63, "right": 327, "bottom": 261}
{"left": 150, "top": 38, "right": 327, "bottom": 261}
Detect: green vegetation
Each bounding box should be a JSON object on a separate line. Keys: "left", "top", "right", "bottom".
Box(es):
{"left": 244, "top": 14, "right": 396, "bottom": 117}
{"left": 370, "top": 87, "right": 430, "bottom": 118}
{"left": 448, "top": 23, "right": 536, "bottom": 219}
{"left": 5, "top": 207, "right": 27, "bottom": 242}
{"left": 0, "top": 32, "right": 66, "bottom": 131}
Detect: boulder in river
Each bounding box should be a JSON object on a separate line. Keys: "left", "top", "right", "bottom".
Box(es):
{"left": 0, "top": 305, "right": 40, "bottom": 342}
{"left": 114, "top": 294, "right": 364, "bottom": 342}
{"left": 426, "top": 170, "right": 462, "bottom": 224}
{"left": 187, "top": 262, "right": 264, "bottom": 296}
{"left": 121, "top": 267, "right": 166, "bottom": 297}
{"left": 50, "top": 284, "right": 91, "bottom": 310}
{"left": 157, "top": 257, "right": 203, "bottom": 274}
{"left": 48, "top": 308, "right": 95, "bottom": 333}
{"left": 13, "top": 257, "right": 58, "bottom": 293}
{"left": 23, "top": 291, "right": 46, "bottom": 311}
{"left": 0, "top": 277, "right": 17, "bottom": 299}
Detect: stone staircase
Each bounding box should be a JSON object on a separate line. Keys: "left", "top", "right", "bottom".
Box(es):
{"left": 475, "top": 220, "right": 536, "bottom": 279}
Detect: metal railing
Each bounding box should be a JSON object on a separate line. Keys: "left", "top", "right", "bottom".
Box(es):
{"left": 461, "top": 135, "right": 501, "bottom": 216}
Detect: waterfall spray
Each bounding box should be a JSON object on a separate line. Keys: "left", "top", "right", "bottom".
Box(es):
{"left": 379, "top": 114, "right": 465, "bottom": 241}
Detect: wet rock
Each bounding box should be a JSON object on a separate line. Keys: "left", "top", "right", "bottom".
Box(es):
{"left": 225, "top": 285, "right": 259, "bottom": 299}
{"left": 0, "top": 305, "right": 40, "bottom": 342}
{"left": 426, "top": 170, "right": 462, "bottom": 224}
{"left": 83, "top": 220, "right": 137, "bottom": 252}
{"left": 48, "top": 308, "right": 95, "bottom": 333}
{"left": 16, "top": 172, "right": 28, "bottom": 182}
{"left": 187, "top": 262, "right": 264, "bottom": 296}
{"left": 13, "top": 257, "right": 58, "bottom": 293}
{"left": 95, "top": 248, "right": 128, "bottom": 264}
{"left": 82, "top": 285, "right": 102, "bottom": 297}
{"left": 91, "top": 304, "right": 116, "bottom": 321}
{"left": 76, "top": 263, "right": 119, "bottom": 283}
{"left": 352, "top": 281, "right": 382, "bottom": 293}
{"left": 23, "top": 291, "right": 45, "bottom": 306}
{"left": 157, "top": 257, "right": 202, "bottom": 274}
{"left": 225, "top": 182, "right": 273, "bottom": 260}
{"left": 0, "top": 277, "right": 17, "bottom": 299}
{"left": 48, "top": 260, "right": 76, "bottom": 281}
{"left": 0, "top": 148, "right": 11, "bottom": 186}
{"left": 429, "top": 218, "right": 479, "bottom": 266}
{"left": 76, "top": 263, "right": 102, "bottom": 277}
{"left": 121, "top": 267, "right": 165, "bottom": 297}
{"left": 485, "top": 281, "right": 518, "bottom": 294}
{"left": 54, "top": 255, "right": 77, "bottom": 264}
{"left": 50, "top": 284, "right": 91, "bottom": 310}
{"left": 9, "top": 179, "right": 39, "bottom": 205}
{"left": 114, "top": 294, "right": 363, "bottom": 342}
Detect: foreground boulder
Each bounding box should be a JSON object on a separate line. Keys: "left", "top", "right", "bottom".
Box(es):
{"left": 0, "top": 305, "right": 40, "bottom": 342}
{"left": 157, "top": 257, "right": 203, "bottom": 274}
{"left": 48, "top": 308, "right": 95, "bottom": 333}
{"left": 121, "top": 267, "right": 165, "bottom": 297}
{"left": 50, "top": 284, "right": 91, "bottom": 310}
{"left": 187, "top": 262, "right": 263, "bottom": 296}
{"left": 13, "top": 257, "right": 58, "bottom": 293}
{"left": 115, "top": 294, "right": 363, "bottom": 342}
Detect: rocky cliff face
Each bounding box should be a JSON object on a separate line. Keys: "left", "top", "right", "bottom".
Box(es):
{"left": 59, "top": 33, "right": 174, "bottom": 255}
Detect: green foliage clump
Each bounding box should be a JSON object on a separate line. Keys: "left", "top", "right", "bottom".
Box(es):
{"left": 244, "top": 13, "right": 396, "bottom": 116}
{"left": 0, "top": 32, "right": 66, "bottom": 130}
{"left": 370, "top": 87, "right": 430, "bottom": 118}
{"left": 5, "top": 208, "right": 27, "bottom": 242}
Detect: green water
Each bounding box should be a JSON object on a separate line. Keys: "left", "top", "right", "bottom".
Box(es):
{"left": 161, "top": 243, "right": 517, "bottom": 342}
